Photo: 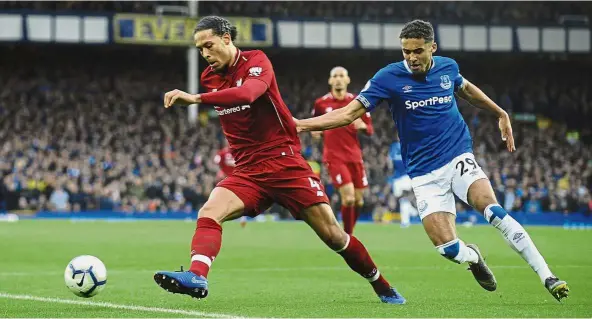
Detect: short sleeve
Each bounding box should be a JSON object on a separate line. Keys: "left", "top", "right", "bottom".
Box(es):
{"left": 356, "top": 68, "right": 392, "bottom": 112}
{"left": 452, "top": 60, "right": 467, "bottom": 92}
{"left": 244, "top": 52, "right": 274, "bottom": 88}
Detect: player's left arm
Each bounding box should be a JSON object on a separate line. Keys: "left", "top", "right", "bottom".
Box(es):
{"left": 455, "top": 78, "right": 516, "bottom": 152}
{"left": 296, "top": 99, "right": 367, "bottom": 133}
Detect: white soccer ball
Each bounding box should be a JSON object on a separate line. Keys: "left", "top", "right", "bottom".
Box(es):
{"left": 64, "top": 255, "right": 107, "bottom": 298}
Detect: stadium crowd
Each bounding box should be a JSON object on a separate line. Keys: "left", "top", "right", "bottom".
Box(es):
{"left": 0, "top": 44, "right": 590, "bottom": 216}
{"left": 1, "top": 1, "right": 590, "bottom": 25}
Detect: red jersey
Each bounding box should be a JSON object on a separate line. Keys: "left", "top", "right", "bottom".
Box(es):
{"left": 201, "top": 50, "right": 300, "bottom": 167}
{"left": 312, "top": 92, "right": 374, "bottom": 164}
{"left": 214, "top": 147, "right": 235, "bottom": 176}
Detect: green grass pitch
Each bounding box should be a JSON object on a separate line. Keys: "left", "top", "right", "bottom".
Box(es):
{"left": 0, "top": 219, "right": 591, "bottom": 318}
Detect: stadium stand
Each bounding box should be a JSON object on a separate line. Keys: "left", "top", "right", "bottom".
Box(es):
{"left": 2, "top": 1, "right": 591, "bottom": 25}
{"left": 0, "top": 44, "right": 590, "bottom": 217}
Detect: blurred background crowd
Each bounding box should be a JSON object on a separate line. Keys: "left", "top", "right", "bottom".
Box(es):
{"left": 0, "top": 1, "right": 590, "bottom": 218}
{"left": 2, "top": 1, "right": 591, "bottom": 24}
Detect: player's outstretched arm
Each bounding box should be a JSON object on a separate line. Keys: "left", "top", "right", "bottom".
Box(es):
{"left": 163, "top": 80, "right": 268, "bottom": 108}
{"left": 296, "top": 100, "right": 366, "bottom": 132}
{"left": 456, "top": 80, "right": 516, "bottom": 152}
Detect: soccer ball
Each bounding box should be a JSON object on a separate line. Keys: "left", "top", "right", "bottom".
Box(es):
{"left": 64, "top": 255, "right": 107, "bottom": 298}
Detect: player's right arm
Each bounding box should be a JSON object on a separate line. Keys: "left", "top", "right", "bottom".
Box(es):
{"left": 296, "top": 68, "right": 391, "bottom": 132}
{"left": 296, "top": 99, "right": 366, "bottom": 132}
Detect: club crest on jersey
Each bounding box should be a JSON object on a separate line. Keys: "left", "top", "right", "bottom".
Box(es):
{"left": 440, "top": 75, "right": 452, "bottom": 90}
{"left": 403, "top": 85, "right": 413, "bottom": 93}
{"left": 326, "top": 107, "right": 333, "bottom": 113}
{"left": 249, "top": 67, "right": 262, "bottom": 77}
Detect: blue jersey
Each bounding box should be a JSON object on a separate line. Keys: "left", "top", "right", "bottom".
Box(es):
{"left": 357, "top": 56, "right": 472, "bottom": 178}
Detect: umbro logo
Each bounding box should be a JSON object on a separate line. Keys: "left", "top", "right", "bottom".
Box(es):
{"left": 403, "top": 85, "right": 413, "bottom": 93}
{"left": 513, "top": 232, "right": 525, "bottom": 243}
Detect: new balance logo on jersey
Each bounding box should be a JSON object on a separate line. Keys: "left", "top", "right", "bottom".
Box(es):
{"left": 249, "top": 67, "right": 262, "bottom": 76}
{"left": 405, "top": 95, "right": 453, "bottom": 110}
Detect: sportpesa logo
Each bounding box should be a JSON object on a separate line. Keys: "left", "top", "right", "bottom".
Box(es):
{"left": 405, "top": 95, "right": 453, "bottom": 110}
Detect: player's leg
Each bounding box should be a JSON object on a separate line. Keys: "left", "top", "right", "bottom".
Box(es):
{"left": 460, "top": 174, "right": 569, "bottom": 301}
{"left": 354, "top": 187, "right": 365, "bottom": 224}
{"left": 327, "top": 162, "right": 356, "bottom": 234}
{"left": 413, "top": 166, "right": 497, "bottom": 291}
{"left": 300, "top": 203, "right": 405, "bottom": 304}
{"left": 337, "top": 183, "right": 356, "bottom": 234}
{"left": 273, "top": 155, "right": 405, "bottom": 304}
{"left": 351, "top": 162, "right": 369, "bottom": 232}
{"left": 155, "top": 176, "right": 270, "bottom": 299}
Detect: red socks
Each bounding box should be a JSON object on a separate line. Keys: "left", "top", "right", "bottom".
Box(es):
{"left": 341, "top": 205, "right": 356, "bottom": 235}
{"left": 336, "top": 235, "right": 393, "bottom": 296}
{"left": 189, "top": 217, "right": 222, "bottom": 278}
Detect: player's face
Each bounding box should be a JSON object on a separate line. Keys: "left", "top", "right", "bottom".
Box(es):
{"left": 194, "top": 29, "right": 233, "bottom": 72}
{"left": 328, "top": 69, "right": 351, "bottom": 91}
{"left": 401, "top": 38, "right": 437, "bottom": 74}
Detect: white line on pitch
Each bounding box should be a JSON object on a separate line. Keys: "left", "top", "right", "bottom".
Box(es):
{"left": 0, "top": 292, "right": 243, "bottom": 318}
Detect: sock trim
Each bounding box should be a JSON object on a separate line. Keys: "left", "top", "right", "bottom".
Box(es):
{"left": 191, "top": 254, "right": 212, "bottom": 267}
{"left": 367, "top": 269, "right": 381, "bottom": 282}
{"left": 335, "top": 234, "right": 351, "bottom": 253}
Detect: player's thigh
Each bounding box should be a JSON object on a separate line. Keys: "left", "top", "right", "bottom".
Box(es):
{"left": 212, "top": 175, "right": 273, "bottom": 223}
{"left": 348, "top": 162, "right": 369, "bottom": 189}
{"left": 450, "top": 152, "right": 492, "bottom": 210}
{"left": 300, "top": 203, "right": 348, "bottom": 250}
{"left": 421, "top": 212, "right": 458, "bottom": 246}
{"left": 410, "top": 168, "right": 456, "bottom": 221}
{"left": 326, "top": 162, "right": 352, "bottom": 189}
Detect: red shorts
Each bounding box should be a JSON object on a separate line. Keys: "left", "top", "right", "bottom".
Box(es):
{"left": 326, "top": 161, "right": 369, "bottom": 189}
{"left": 217, "top": 153, "right": 329, "bottom": 219}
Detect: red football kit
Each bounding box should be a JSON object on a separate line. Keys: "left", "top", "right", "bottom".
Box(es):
{"left": 213, "top": 146, "right": 235, "bottom": 180}
{"left": 312, "top": 92, "right": 374, "bottom": 189}
{"left": 200, "top": 50, "right": 329, "bottom": 218}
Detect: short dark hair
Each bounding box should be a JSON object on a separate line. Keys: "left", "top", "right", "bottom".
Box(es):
{"left": 399, "top": 19, "right": 434, "bottom": 42}
{"left": 194, "top": 16, "right": 238, "bottom": 41}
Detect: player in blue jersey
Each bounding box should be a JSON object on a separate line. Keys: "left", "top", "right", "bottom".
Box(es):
{"left": 295, "top": 20, "right": 569, "bottom": 301}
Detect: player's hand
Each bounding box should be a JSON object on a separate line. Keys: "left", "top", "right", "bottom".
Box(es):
{"left": 163, "top": 89, "right": 199, "bottom": 108}
{"left": 353, "top": 118, "right": 367, "bottom": 131}
{"left": 498, "top": 113, "right": 516, "bottom": 152}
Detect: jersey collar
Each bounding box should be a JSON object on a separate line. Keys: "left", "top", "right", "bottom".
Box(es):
{"left": 403, "top": 58, "right": 436, "bottom": 74}
{"left": 227, "top": 49, "right": 242, "bottom": 74}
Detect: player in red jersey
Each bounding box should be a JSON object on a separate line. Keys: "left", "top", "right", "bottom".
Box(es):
{"left": 311, "top": 67, "right": 374, "bottom": 235}
{"left": 213, "top": 139, "right": 247, "bottom": 227}
{"left": 154, "top": 16, "right": 405, "bottom": 304}
{"left": 213, "top": 138, "right": 235, "bottom": 181}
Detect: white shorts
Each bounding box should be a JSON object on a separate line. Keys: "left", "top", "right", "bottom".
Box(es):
{"left": 411, "top": 152, "right": 488, "bottom": 220}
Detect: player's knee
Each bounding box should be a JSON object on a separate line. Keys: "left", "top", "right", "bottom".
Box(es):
{"left": 342, "top": 195, "right": 355, "bottom": 207}
{"left": 355, "top": 200, "right": 364, "bottom": 208}
{"left": 323, "top": 225, "right": 348, "bottom": 251}
{"left": 468, "top": 181, "right": 498, "bottom": 212}
{"left": 197, "top": 203, "right": 225, "bottom": 224}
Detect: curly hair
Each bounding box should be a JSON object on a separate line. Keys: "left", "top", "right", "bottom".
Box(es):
{"left": 193, "top": 16, "right": 238, "bottom": 41}
{"left": 399, "top": 19, "right": 434, "bottom": 42}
